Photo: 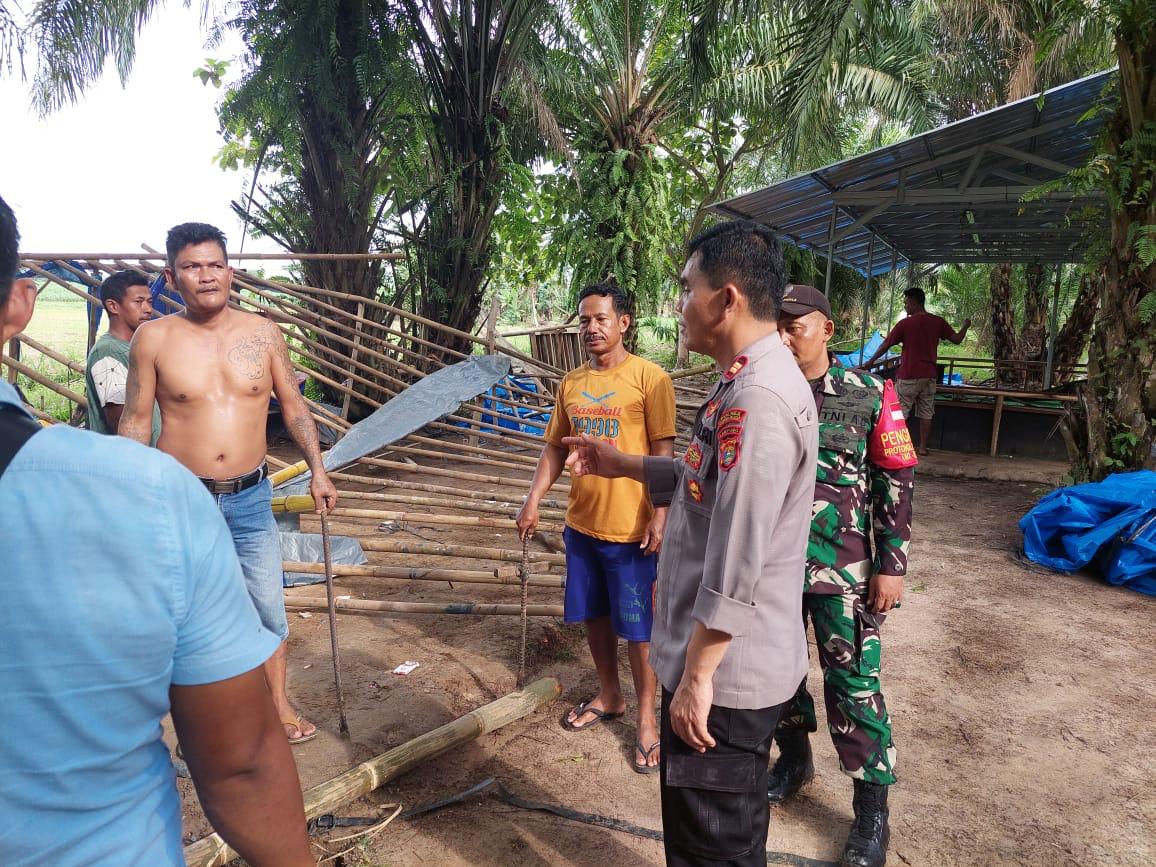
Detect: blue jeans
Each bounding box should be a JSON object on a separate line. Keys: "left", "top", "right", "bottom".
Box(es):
{"left": 212, "top": 478, "right": 288, "bottom": 641}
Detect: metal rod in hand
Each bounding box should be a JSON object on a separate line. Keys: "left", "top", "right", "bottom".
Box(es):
{"left": 321, "top": 511, "right": 350, "bottom": 737}
{"left": 517, "top": 536, "right": 530, "bottom": 689}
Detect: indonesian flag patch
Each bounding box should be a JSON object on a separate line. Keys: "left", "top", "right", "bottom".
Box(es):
{"left": 685, "top": 443, "right": 704, "bottom": 471}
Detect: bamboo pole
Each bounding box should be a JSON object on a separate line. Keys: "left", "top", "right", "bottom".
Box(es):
{"left": 337, "top": 490, "right": 564, "bottom": 520}
{"left": 403, "top": 433, "right": 538, "bottom": 465}
{"left": 382, "top": 444, "right": 539, "bottom": 474}
{"left": 328, "top": 470, "right": 567, "bottom": 510}
{"left": 0, "top": 353, "right": 88, "bottom": 409}
{"left": 285, "top": 597, "right": 565, "bottom": 617}
{"left": 350, "top": 456, "right": 569, "bottom": 492}
{"left": 15, "top": 334, "right": 86, "bottom": 374}
{"left": 288, "top": 503, "right": 565, "bottom": 533}
{"left": 670, "top": 363, "right": 716, "bottom": 380}
{"left": 183, "top": 677, "right": 562, "bottom": 867}
{"left": 357, "top": 538, "right": 565, "bottom": 565}
{"left": 282, "top": 561, "right": 564, "bottom": 588}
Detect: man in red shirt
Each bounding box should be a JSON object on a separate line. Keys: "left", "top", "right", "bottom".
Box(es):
{"left": 866, "top": 287, "right": 969, "bottom": 455}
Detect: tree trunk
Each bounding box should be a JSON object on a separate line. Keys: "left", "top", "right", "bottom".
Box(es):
{"left": 1019, "top": 262, "right": 1049, "bottom": 386}
{"left": 989, "top": 264, "right": 1019, "bottom": 386}
{"left": 1066, "top": 27, "right": 1156, "bottom": 481}
{"left": 1050, "top": 271, "right": 1100, "bottom": 384}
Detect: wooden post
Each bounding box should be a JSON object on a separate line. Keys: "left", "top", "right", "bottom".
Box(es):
{"left": 5, "top": 338, "right": 18, "bottom": 384}
{"left": 183, "top": 678, "right": 562, "bottom": 867}
{"left": 989, "top": 394, "right": 1005, "bottom": 457}
{"left": 339, "top": 300, "right": 367, "bottom": 423}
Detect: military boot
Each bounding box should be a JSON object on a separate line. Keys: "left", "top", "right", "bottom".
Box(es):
{"left": 766, "top": 730, "right": 814, "bottom": 804}
{"left": 841, "top": 779, "right": 890, "bottom": 867}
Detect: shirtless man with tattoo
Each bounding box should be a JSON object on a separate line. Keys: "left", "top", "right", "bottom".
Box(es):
{"left": 120, "top": 222, "right": 337, "bottom": 744}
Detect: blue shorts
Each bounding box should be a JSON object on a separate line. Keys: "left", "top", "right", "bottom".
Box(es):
{"left": 564, "top": 526, "right": 657, "bottom": 642}
{"left": 213, "top": 478, "right": 289, "bottom": 641}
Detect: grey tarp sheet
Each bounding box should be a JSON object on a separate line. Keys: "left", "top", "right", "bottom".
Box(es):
{"left": 275, "top": 354, "right": 512, "bottom": 496}
{"left": 279, "top": 531, "right": 367, "bottom": 587}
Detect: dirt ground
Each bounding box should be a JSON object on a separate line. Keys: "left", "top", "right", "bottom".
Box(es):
{"left": 175, "top": 445, "right": 1156, "bottom": 866}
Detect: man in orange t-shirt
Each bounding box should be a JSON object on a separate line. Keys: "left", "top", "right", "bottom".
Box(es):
{"left": 517, "top": 282, "right": 676, "bottom": 773}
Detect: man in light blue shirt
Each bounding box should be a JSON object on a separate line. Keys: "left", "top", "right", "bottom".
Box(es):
{"left": 0, "top": 197, "right": 314, "bottom": 865}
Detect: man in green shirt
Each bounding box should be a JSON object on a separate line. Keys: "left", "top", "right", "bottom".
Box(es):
{"left": 84, "top": 270, "right": 161, "bottom": 443}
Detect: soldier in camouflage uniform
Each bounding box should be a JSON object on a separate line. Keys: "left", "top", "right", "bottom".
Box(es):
{"left": 772, "top": 285, "right": 915, "bottom": 867}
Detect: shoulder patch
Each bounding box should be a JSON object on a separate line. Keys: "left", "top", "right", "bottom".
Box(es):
{"left": 722, "top": 355, "right": 749, "bottom": 381}
{"left": 718, "top": 420, "right": 744, "bottom": 471}
{"left": 718, "top": 407, "right": 747, "bottom": 429}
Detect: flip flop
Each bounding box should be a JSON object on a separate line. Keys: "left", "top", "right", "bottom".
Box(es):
{"left": 561, "top": 700, "right": 624, "bottom": 732}
{"left": 282, "top": 715, "right": 318, "bottom": 745}
{"left": 633, "top": 740, "right": 661, "bottom": 775}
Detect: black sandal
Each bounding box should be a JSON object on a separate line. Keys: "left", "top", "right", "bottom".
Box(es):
{"left": 633, "top": 740, "right": 661, "bottom": 774}
{"left": 561, "top": 700, "right": 624, "bottom": 731}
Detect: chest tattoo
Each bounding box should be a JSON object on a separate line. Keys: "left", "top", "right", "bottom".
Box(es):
{"left": 227, "top": 334, "right": 273, "bottom": 380}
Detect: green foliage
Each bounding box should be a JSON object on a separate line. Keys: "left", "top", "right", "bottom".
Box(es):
{"left": 193, "top": 56, "right": 228, "bottom": 88}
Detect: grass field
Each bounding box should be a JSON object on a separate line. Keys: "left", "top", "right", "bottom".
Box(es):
{"left": 9, "top": 285, "right": 91, "bottom": 421}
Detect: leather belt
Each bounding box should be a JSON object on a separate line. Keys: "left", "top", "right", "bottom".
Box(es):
{"left": 200, "top": 463, "right": 268, "bottom": 495}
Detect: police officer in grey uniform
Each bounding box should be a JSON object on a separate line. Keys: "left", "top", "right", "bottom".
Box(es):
{"left": 564, "top": 221, "right": 819, "bottom": 866}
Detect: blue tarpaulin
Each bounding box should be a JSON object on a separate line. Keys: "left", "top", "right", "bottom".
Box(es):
{"left": 835, "top": 331, "right": 889, "bottom": 369}
{"left": 1019, "top": 470, "right": 1156, "bottom": 596}
{"left": 480, "top": 375, "right": 551, "bottom": 435}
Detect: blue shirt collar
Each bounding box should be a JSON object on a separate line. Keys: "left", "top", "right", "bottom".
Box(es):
{"left": 0, "top": 378, "right": 35, "bottom": 419}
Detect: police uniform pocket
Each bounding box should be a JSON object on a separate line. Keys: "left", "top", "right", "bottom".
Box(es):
{"left": 665, "top": 752, "right": 756, "bottom": 859}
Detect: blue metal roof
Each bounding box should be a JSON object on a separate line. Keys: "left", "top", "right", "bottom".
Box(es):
{"left": 710, "top": 70, "right": 1116, "bottom": 276}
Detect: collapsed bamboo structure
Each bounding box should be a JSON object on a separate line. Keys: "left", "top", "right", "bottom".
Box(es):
{"left": 10, "top": 251, "right": 713, "bottom": 645}
{"left": 183, "top": 677, "right": 563, "bottom": 867}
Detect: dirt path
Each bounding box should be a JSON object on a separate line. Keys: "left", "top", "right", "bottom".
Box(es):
{"left": 177, "top": 464, "right": 1155, "bottom": 866}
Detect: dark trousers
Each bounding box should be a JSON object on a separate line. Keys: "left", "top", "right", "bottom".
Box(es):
{"left": 660, "top": 688, "right": 786, "bottom": 867}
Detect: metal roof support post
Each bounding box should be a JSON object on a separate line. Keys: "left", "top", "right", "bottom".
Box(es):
{"left": 823, "top": 203, "right": 837, "bottom": 296}
{"left": 1043, "top": 265, "right": 1062, "bottom": 389}
{"left": 859, "top": 236, "right": 876, "bottom": 366}
{"left": 887, "top": 249, "right": 898, "bottom": 327}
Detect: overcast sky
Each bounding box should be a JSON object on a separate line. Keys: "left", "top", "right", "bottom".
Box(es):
{"left": 1, "top": 4, "right": 281, "bottom": 256}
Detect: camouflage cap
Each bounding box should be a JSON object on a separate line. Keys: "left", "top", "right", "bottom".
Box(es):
{"left": 781, "top": 284, "right": 832, "bottom": 319}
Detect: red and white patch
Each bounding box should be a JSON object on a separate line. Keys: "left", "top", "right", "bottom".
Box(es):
{"left": 687, "top": 478, "right": 704, "bottom": 503}
{"left": 684, "top": 443, "right": 704, "bottom": 471}
{"left": 718, "top": 427, "right": 742, "bottom": 471}
{"left": 705, "top": 399, "right": 720, "bottom": 418}
{"left": 723, "top": 355, "right": 749, "bottom": 381}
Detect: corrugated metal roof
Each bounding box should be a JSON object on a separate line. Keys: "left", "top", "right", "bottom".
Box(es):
{"left": 710, "top": 70, "right": 1116, "bottom": 276}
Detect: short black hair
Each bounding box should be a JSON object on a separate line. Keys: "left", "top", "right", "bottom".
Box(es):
{"left": 904, "top": 286, "right": 926, "bottom": 306}
{"left": 166, "top": 222, "right": 228, "bottom": 268}
{"left": 100, "top": 269, "right": 150, "bottom": 309}
{"left": 685, "top": 220, "right": 786, "bottom": 321}
{"left": 577, "top": 280, "right": 635, "bottom": 319}
{"left": 0, "top": 195, "right": 18, "bottom": 310}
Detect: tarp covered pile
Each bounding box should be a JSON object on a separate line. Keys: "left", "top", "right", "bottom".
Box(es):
{"left": 1020, "top": 470, "right": 1156, "bottom": 596}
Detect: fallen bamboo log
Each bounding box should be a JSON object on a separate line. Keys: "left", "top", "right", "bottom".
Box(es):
{"left": 282, "top": 561, "right": 564, "bottom": 587}
{"left": 285, "top": 596, "right": 565, "bottom": 617}
{"left": 181, "top": 677, "right": 561, "bottom": 866}
{"left": 357, "top": 538, "right": 565, "bottom": 565}
{"left": 14, "top": 334, "right": 86, "bottom": 374}
{"left": 383, "top": 443, "right": 538, "bottom": 474}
